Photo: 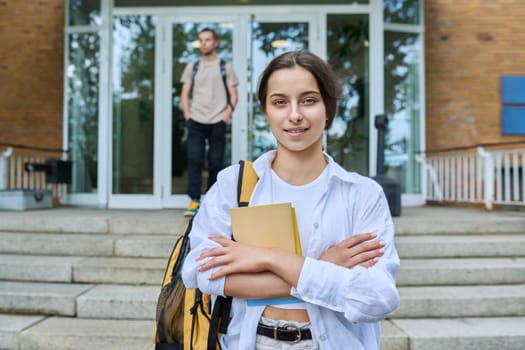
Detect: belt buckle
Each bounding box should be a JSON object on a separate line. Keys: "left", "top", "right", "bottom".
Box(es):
{"left": 275, "top": 323, "right": 302, "bottom": 345}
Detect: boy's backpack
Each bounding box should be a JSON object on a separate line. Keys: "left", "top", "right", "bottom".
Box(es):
{"left": 191, "top": 59, "right": 233, "bottom": 111}
{"left": 153, "top": 160, "right": 258, "bottom": 350}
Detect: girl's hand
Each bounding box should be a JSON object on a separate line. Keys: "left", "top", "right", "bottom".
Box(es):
{"left": 196, "top": 236, "right": 270, "bottom": 280}
{"left": 319, "top": 232, "right": 384, "bottom": 269}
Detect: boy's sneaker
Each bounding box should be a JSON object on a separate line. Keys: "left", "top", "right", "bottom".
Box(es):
{"left": 184, "top": 200, "right": 200, "bottom": 217}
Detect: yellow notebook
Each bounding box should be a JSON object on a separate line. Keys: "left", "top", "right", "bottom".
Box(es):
{"left": 230, "top": 202, "right": 302, "bottom": 255}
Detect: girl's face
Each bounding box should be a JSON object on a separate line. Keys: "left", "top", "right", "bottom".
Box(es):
{"left": 265, "top": 66, "right": 326, "bottom": 155}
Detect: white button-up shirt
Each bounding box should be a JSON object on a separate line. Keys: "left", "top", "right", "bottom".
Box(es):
{"left": 182, "top": 151, "right": 400, "bottom": 350}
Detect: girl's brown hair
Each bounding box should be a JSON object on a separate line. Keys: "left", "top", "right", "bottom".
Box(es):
{"left": 257, "top": 50, "right": 340, "bottom": 129}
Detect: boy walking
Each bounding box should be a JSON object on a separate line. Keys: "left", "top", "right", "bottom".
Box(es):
{"left": 180, "top": 28, "right": 239, "bottom": 217}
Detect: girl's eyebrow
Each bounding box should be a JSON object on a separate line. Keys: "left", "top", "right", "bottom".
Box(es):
{"left": 269, "top": 90, "right": 321, "bottom": 98}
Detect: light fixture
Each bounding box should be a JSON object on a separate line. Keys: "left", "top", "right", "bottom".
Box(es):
{"left": 271, "top": 39, "right": 290, "bottom": 49}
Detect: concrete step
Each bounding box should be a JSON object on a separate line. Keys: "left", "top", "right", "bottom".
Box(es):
{"left": 1, "top": 206, "right": 523, "bottom": 237}
{"left": 4, "top": 254, "right": 524, "bottom": 287}
{"left": 0, "top": 255, "right": 167, "bottom": 285}
{"left": 393, "top": 207, "right": 525, "bottom": 236}
{"left": 2, "top": 315, "right": 524, "bottom": 350}
{"left": 0, "top": 208, "right": 186, "bottom": 234}
{"left": 390, "top": 317, "right": 525, "bottom": 350}
{"left": 3, "top": 281, "right": 525, "bottom": 321}
{"left": 0, "top": 255, "right": 85, "bottom": 283}
{"left": 73, "top": 257, "right": 165, "bottom": 285}
{"left": 0, "top": 314, "right": 45, "bottom": 350}
{"left": 395, "top": 285, "right": 525, "bottom": 318}
{"left": 77, "top": 285, "right": 158, "bottom": 320}
{"left": 0, "top": 232, "right": 176, "bottom": 258}
{"left": 397, "top": 258, "right": 525, "bottom": 286}
{"left": 0, "top": 282, "right": 93, "bottom": 316}
{"left": 0, "top": 233, "right": 116, "bottom": 257}
{"left": 17, "top": 317, "right": 154, "bottom": 350}
{"left": 395, "top": 234, "right": 525, "bottom": 258}
{"left": 3, "top": 231, "right": 525, "bottom": 261}
{"left": 0, "top": 315, "right": 402, "bottom": 350}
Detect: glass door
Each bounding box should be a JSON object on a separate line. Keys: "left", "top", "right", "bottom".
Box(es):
{"left": 109, "top": 14, "right": 160, "bottom": 208}
{"left": 247, "top": 14, "right": 318, "bottom": 160}
{"left": 326, "top": 14, "right": 370, "bottom": 176}
{"left": 162, "top": 16, "right": 238, "bottom": 207}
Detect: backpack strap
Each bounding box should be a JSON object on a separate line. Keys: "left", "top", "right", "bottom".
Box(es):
{"left": 219, "top": 59, "right": 233, "bottom": 111}
{"left": 207, "top": 160, "right": 259, "bottom": 350}
{"left": 237, "top": 160, "right": 258, "bottom": 207}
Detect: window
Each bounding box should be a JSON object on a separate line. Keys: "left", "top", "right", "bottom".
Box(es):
{"left": 501, "top": 76, "right": 525, "bottom": 135}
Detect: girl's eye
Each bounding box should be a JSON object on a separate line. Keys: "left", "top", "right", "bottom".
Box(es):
{"left": 272, "top": 99, "right": 286, "bottom": 106}
{"left": 303, "top": 97, "right": 318, "bottom": 105}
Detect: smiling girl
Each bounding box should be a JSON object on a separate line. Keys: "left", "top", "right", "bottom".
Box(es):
{"left": 181, "top": 50, "right": 399, "bottom": 350}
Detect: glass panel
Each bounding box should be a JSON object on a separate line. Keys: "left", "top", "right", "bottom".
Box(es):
{"left": 249, "top": 21, "right": 309, "bottom": 160}
{"left": 68, "top": 0, "right": 101, "bottom": 26}
{"left": 384, "top": 31, "right": 421, "bottom": 193}
{"left": 67, "top": 33, "right": 100, "bottom": 193}
{"left": 116, "top": 0, "right": 368, "bottom": 6}
{"left": 171, "top": 22, "right": 234, "bottom": 195}
{"left": 384, "top": 0, "right": 421, "bottom": 25}
{"left": 112, "top": 16, "right": 156, "bottom": 194}
{"left": 326, "top": 14, "right": 370, "bottom": 175}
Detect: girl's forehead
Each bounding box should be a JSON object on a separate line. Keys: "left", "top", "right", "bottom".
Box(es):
{"left": 267, "top": 67, "right": 318, "bottom": 88}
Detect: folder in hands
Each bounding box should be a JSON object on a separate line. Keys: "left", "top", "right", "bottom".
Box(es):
{"left": 230, "top": 202, "right": 302, "bottom": 255}
{"left": 230, "top": 202, "right": 303, "bottom": 307}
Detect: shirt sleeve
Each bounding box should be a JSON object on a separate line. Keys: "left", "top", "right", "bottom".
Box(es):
{"left": 181, "top": 164, "right": 240, "bottom": 297}
{"left": 180, "top": 62, "right": 193, "bottom": 85}
{"left": 226, "top": 63, "right": 239, "bottom": 87}
{"left": 290, "top": 179, "right": 400, "bottom": 323}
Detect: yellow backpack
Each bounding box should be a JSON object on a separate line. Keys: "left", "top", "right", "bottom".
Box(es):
{"left": 153, "top": 160, "right": 258, "bottom": 350}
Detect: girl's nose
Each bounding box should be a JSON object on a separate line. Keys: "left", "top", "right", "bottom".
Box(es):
{"left": 289, "top": 105, "right": 303, "bottom": 123}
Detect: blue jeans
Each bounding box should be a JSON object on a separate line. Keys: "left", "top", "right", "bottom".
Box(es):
{"left": 186, "top": 119, "right": 226, "bottom": 201}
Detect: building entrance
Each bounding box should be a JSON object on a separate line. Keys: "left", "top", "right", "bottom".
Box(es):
{"left": 109, "top": 6, "right": 376, "bottom": 208}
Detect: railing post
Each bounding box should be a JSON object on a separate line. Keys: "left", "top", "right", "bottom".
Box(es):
{"left": 0, "top": 147, "right": 13, "bottom": 190}
{"left": 477, "top": 146, "right": 494, "bottom": 210}
{"left": 415, "top": 153, "right": 443, "bottom": 202}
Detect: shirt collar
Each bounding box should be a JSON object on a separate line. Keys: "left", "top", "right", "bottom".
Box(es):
{"left": 252, "top": 150, "right": 360, "bottom": 185}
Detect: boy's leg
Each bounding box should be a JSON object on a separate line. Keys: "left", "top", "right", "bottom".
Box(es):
{"left": 207, "top": 121, "right": 226, "bottom": 190}
{"left": 186, "top": 119, "right": 206, "bottom": 201}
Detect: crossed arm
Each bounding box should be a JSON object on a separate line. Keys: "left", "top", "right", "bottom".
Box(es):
{"left": 196, "top": 232, "right": 385, "bottom": 299}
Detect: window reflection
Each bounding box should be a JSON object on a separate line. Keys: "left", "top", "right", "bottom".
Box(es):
{"left": 384, "top": 0, "right": 421, "bottom": 25}
{"left": 67, "top": 33, "right": 100, "bottom": 193}
{"left": 112, "top": 16, "right": 156, "bottom": 194}
{"left": 249, "top": 21, "right": 309, "bottom": 160}
{"left": 327, "top": 15, "right": 370, "bottom": 175}
{"left": 384, "top": 31, "right": 421, "bottom": 193}
{"left": 68, "top": 0, "right": 101, "bottom": 26}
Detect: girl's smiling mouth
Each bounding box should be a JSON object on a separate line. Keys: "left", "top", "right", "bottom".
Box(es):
{"left": 285, "top": 127, "right": 309, "bottom": 134}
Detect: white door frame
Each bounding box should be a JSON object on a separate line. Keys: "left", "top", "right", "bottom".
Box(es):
{"left": 160, "top": 14, "right": 242, "bottom": 208}
{"left": 108, "top": 4, "right": 378, "bottom": 209}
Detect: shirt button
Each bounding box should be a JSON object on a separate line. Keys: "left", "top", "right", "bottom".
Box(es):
{"left": 313, "top": 222, "right": 319, "bottom": 229}
{"left": 331, "top": 300, "right": 338, "bottom": 307}
{"left": 318, "top": 335, "right": 327, "bottom": 341}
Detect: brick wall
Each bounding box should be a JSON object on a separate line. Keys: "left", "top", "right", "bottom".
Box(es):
{"left": 425, "top": 0, "right": 525, "bottom": 151}
{"left": 0, "top": 0, "right": 64, "bottom": 150}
